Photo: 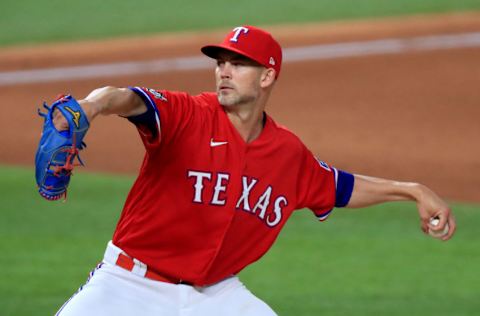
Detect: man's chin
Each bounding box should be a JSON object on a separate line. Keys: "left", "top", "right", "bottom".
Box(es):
{"left": 217, "top": 95, "right": 237, "bottom": 107}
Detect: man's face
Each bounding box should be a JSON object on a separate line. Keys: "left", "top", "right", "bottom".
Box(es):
{"left": 214, "top": 50, "right": 265, "bottom": 107}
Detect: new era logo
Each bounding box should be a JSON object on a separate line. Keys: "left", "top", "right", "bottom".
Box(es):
{"left": 269, "top": 57, "right": 275, "bottom": 66}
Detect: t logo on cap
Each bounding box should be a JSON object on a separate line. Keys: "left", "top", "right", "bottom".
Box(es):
{"left": 229, "top": 26, "right": 249, "bottom": 43}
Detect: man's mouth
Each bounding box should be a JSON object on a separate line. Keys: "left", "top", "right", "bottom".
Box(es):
{"left": 218, "top": 82, "right": 234, "bottom": 91}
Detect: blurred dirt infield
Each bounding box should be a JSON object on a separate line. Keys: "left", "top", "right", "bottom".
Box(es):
{"left": 1, "top": 13, "right": 479, "bottom": 202}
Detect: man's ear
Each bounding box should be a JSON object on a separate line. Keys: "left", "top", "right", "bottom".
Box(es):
{"left": 260, "top": 68, "right": 276, "bottom": 88}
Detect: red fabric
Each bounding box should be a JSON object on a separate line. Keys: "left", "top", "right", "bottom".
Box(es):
{"left": 112, "top": 88, "right": 336, "bottom": 286}
{"left": 115, "top": 253, "right": 135, "bottom": 271}
{"left": 116, "top": 253, "right": 179, "bottom": 283}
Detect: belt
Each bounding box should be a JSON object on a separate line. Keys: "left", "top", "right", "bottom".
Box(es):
{"left": 105, "top": 241, "right": 194, "bottom": 285}
{"left": 115, "top": 252, "right": 193, "bottom": 285}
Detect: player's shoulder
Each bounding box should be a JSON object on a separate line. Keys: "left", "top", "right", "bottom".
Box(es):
{"left": 165, "top": 90, "right": 219, "bottom": 110}
{"left": 193, "top": 92, "right": 219, "bottom": 109}
{"left": 269, "top": 117, "right": 307, "bottom": 152}
{"left": 136, "top": 87, "right": 217, "bottom": 109}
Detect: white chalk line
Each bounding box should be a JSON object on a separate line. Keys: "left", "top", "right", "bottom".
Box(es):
{"left": 1, "top": 32, "right": 479, "bottom": 86}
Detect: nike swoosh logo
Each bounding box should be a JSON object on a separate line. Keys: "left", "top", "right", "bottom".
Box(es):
{"left": 210, "top": 138, "right": 228, "bottom": 147}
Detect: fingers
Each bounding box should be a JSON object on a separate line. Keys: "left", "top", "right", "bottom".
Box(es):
{"left": 418, "top": 205, "right": 435, "bottom": 235}
{"left": 441, "top": 213, "right": 456, "bottom": 241}
{"left": 424, "top": 208, "right": 456, "bottom": 241}
{"left": 53, "top": 109, "right": 69, "bottom": 131}
{"left": 420, "top": 217, "right": 429, "bottom": 235}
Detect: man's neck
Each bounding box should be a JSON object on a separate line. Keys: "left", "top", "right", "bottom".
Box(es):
{"left": 224, "top": 103, "right": 266, "bottom": 144}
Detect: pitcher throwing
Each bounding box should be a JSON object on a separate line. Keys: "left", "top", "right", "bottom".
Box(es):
{"left": 35, "top": 26, "right": 455, "bottom": 316}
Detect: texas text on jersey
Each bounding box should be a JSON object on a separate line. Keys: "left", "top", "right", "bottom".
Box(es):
{"left": 112, "top": 86, "right": 354, "bottom": 286}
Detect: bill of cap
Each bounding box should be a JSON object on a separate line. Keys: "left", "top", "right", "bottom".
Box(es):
{"left": 201, "top": 44, "right": 269, "bottom": 69}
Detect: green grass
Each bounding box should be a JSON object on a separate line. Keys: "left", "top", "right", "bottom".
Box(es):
{"left": 1, "top": 165, "right": 479, "bottom": 315}
{"left": 1, "top": 0, "right": 480, "bottom": 46}
{"left": 0, "top": 165, "right": 132, "bottom": 315}
{"left": 243, "top": 205, "right": 480, "bottom": 315}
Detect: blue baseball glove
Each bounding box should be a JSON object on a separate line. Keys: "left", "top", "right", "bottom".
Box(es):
{"left": 35, "top": 95, "right": 89, "bottom": 200}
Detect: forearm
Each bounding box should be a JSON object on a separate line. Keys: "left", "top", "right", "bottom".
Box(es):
{"left": 346, "top": 174, "right": 455, "bottom": 240}
{"left": 53, "top": 87, "right": 147, "bottom": 131}
{"left": 347, "top": 174, "right": 424, "bottom": 208}
{"left": 80, "top": 86, "right": 146, "bottom": 122}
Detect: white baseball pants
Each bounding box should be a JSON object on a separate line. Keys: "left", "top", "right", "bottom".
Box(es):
{"left": 55, "top": 241, "right": 277, "bottom": 316}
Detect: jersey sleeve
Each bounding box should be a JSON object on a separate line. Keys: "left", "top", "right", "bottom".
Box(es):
{"left": 127, "top": 86, "right": 196, "bottom": 149}
{"left": 296, "top": 146, "right": 355, "bottom": 221}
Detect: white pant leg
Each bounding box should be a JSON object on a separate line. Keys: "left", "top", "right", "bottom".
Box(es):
{"left": 55, "top": 262, "right": 180, "bottom": 316}
{"left": 56, "top": 241, "right": 277, "bottom": 316}
{"left": 192, "top": 277, "right": 277, "bottom": 316}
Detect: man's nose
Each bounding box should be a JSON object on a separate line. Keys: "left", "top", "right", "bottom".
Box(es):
{"left": 219, "top": 62, "right": 232, "bottom": 79}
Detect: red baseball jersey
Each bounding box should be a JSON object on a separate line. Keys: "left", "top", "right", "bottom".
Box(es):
{"left": 112, "top": 87, "right": 354, "bottom": 286}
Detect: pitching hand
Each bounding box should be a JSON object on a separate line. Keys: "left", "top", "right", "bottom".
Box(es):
{"left": 416, "top": 185, "right": 456, "bottom": 241}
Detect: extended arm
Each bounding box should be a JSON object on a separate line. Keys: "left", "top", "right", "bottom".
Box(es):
{"left": 35, "top": 87, "right": 146, "bottom": 200}
{"left": 54, "top": 86, "right": 146, "bottom": 129}
{"left": 347, "top": 174, "right": 456, "bottom": 241}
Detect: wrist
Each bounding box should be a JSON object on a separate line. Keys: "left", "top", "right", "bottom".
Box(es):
{"left": 79, "top": 100, "right": 100, "bottom": 123}
{"left": 395, "top": 181, "right": 424, "bottom": 202}
{"left": 408, "top": 182, "right": 427, "bottom": 202}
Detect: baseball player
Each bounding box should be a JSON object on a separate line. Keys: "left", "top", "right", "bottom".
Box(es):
{"left": 45, "top": 26, "right": 455, "bottom": 316}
